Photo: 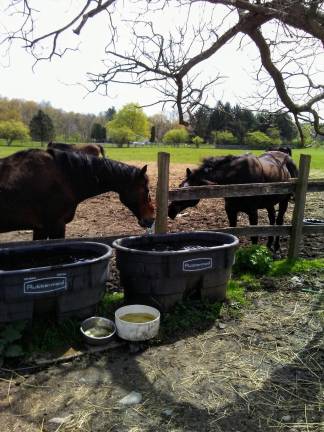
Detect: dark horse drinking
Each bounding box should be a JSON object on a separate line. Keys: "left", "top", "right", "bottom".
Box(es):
{"left": 0, "top": 148, "right": 154, "bottom": 240}
{"left": 168, "top": 151, "right": 298, "bottom": 252}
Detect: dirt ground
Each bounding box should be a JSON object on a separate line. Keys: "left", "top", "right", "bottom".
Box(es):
{"left": 0, "top": 162, "right": 323, "bottom": 432}
{"left": 0, "top": 284, "right": 323, "bottom": 432}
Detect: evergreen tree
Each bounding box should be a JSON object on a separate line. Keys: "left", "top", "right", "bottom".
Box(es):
{"left": 208, "top": 101, "right": 232, "bottom": 133}
{"left": 105, "top": 107, "right": 116, "bottom": 121}
{"left": 228, "top": 106, "right": 257, "bottom": 143}
{"left": 274, "top": 113, "right": 297, "bottom": 142}
{"left": 190, "top": 106, "right": 211, "bottom": 141}
{"left": 90, "top": 123, "right": 106, "bottom": 142}
{"left": 150, "top": 125, "right": 156, "bottom": 143}
{"left": 255, "top": 112, "right": 273, "bottom": 133}
{"left": 29, "top": 110, "right": 54, "bottom": 144}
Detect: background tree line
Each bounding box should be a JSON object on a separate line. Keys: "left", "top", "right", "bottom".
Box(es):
{"left": 0, "top": 95, "right": 322, "bottom": 148}
{"left": 0, "top": 97, "right": 110, "bottom": 145}
{"left": 189, "top": 102, "right": 299, "bottom": 148}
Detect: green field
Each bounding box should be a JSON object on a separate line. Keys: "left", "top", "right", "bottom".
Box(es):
{"left": 0, "top": 143, "right": 323, "bottom": 173}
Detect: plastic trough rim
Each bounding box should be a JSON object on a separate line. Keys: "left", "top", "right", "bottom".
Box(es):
{"left": 112, "top": 231, "right": 239, "bottom": 255}
{"left": 0, "top": 241, "right": 113, "bottom": 275}
{"left": 115, "top": 304, "right": 161, "bottom": 326}
{"left": 303, "top": 218, "right": 324, "bottom": 225}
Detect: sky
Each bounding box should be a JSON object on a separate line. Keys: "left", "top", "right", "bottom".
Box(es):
{"left": 0, "top": 1, "right": 269, "bottom": 118}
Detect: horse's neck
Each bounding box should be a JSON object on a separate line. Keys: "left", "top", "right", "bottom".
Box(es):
{"left": 201, "top": 156, "right": 259, "bottom": 184}
{"left": 83, "top": 157, "right": 136, "bottom": 198}
{"left": 200, "top": 163, "right": 240, "bottom": 184}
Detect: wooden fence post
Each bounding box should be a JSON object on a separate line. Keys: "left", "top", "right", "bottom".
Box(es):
{"left": 287, "top": 154, "right": 311, "bottom": 260}
{"left": 155, "top": 152, "right": 170, "bottom": 234}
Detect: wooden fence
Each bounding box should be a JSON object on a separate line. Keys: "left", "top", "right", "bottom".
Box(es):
{"left": 1, "top": 152, "right": 323, "bottom": 261}
{"left": 155, "top": 152, "right": 324, "bottom": 260}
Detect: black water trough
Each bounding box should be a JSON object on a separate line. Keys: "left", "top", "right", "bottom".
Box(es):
{"left": 113, "top": 231, "right": 239, "bottom": 311}
{"left": 303, "top": 218, "right": 324, "bottom": 225}
{"left": 0, "top": 241, "right": 112, "bottom": 323}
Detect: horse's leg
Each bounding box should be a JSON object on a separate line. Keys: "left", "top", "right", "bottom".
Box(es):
{"left": 274, "top": 199, "right": 289, "bottom": 252}
{"left": 33, "top": 228, "right": 48, "bottom": 240}
{"left": 248, "top": 210, "right": 258, "bottom": 244}
{"left": 48, "top": 222, "right": 66, "bottom": 239}
{"left": 225, "top": 202, "right": 238, "bottom": 228}
{"left": 266, "top": 206, "right": 276, "bottom": 251}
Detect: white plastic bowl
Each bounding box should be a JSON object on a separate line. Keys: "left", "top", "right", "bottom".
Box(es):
{"left": 115, "top": 304, "right": 160, "bottom": 341}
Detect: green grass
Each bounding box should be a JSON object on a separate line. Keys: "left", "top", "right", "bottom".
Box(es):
{"left": 4, "top": 256, "right": 322, "bottom": 360}
{"left": 1, "top": 141, "right": 323, "bottom": 173}
{"left": 270, "top": 257, "right": 324, "bottom": 277}
{"left": 160, "top": 300, "right": 223, "bottom": 339}
{"left": 24, "top": 318, "right": 82, "bottom": 355}
{"left": 104, "top": 146, "right": 324, "bottom": 172}
{"left": 227, "top": 279, "right": 250, "bottom": 304}
{"left": 98, "top": 291, "right": 125, "bottom": 317}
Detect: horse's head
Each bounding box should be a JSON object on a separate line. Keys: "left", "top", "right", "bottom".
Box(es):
{"left": 119, "top": 165, "right": 155, "bottom": 228}
{"left": 267, "top": 145, "right": 292, "bottom": 156}
{"left": 168, "top": 167, "right": 213, "bottom": 219}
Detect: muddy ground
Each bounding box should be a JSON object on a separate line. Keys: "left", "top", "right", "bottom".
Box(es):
{"left": 0, "top": 162, "right": 323, "bottom": 431}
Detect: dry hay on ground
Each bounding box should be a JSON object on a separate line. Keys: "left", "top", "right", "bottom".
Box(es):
{"left": 0, "top": 286, "right": 322, "bottom": 432}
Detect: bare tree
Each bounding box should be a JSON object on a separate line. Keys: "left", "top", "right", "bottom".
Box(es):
{"left": 1, "top": 0, "right": 323, "bottom": 144}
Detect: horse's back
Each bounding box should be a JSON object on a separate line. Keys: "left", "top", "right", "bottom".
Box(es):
{"left": 0, "top": 149, "right": 53, "bottom": 186}
{"left": 0, "top": 149, "right": 79, "bottom": 234}
{"left": 47, "top": 142, "right": 74, "bottom": 152}
{"left": 48, "top": 141, "right": 105, "bottom": 157}
{"left": 258, "top": 151, "right": 297, "bottom": 181}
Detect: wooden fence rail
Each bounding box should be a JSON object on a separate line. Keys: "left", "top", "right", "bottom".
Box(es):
{"left": 169, "top": 179, "right": 324, "bottom": 201}
{"left": 155, "top": 152, "right": 324, "bottom": 260}
{"left": 1, "top": 153, "right": 323, "bottom": 262}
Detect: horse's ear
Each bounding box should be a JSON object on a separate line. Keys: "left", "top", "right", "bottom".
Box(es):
{"left": 186, "top": 168, "right": 192, "bottom": 177}
{"left": 140, "top": 165, "right": 148, "bottom": 176}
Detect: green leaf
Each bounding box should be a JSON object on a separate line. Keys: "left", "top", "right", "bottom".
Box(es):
{"left": 4, "top": 344, "right": 24, "bottom": 358}
{"left": 12, "top": 320, "right": 27, "bottom": 332}
{"left": 0, "top": 326, "right": 22, "bottom": 343}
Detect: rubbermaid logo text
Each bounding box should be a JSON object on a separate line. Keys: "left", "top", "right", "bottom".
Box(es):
{"left": 182, "top": 258, "right": 212, "bottom": 272}
{"left": 24, "top": 277, "right": 67, "bottom": 294}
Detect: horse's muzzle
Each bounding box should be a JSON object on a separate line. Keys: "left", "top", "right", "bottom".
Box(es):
{"left": 139, "top": 218, "right": 155, "bottom": 228}
{"left": 168, "top": 203, "right": 180, "bottom": 220}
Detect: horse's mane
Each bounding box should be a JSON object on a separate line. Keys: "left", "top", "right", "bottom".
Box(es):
{"left": 197, "top": 155, "right": 239, "bottom": 173}
{"left": 48, "top": 148, "right": 141, "bottom": 185}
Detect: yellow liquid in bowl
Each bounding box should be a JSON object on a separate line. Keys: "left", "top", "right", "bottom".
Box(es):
{"left": 84, "top": 326, "right": 113, "bottom": 338}
{"left": 119, "top": 313, "right": 156, "bottom": 323}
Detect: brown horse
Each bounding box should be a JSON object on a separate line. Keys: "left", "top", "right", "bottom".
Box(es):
{"left": 0, "top": 149, "right": 154, "bottom": 240}
{"left": 47, "top": 141, "right": 105, "bottom": 157}
{"left": 267, "top": 145, "right": 292, "bottom": 156}
{"left": 168, "top": 151, "right": 298, "bottom": 252}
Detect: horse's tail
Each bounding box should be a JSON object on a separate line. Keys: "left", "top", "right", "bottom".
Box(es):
{"left": 284, "top": 157, "right": 299, "bottom": 203}
{"left": 285, "top": 157, "right": 299, "bottom": 178}
{"left": 98, "top": 144, "right": 105, "bottom": 157}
